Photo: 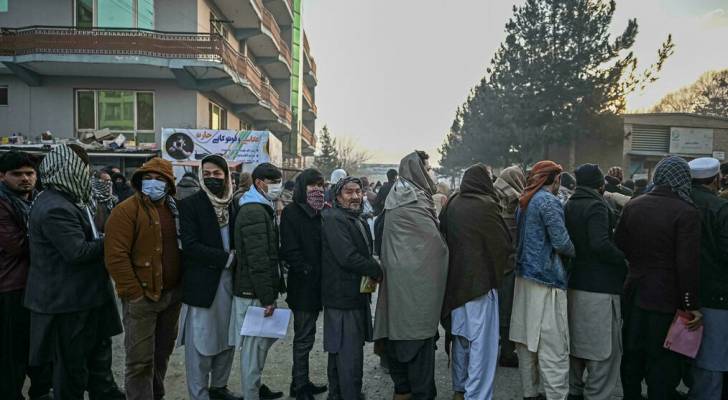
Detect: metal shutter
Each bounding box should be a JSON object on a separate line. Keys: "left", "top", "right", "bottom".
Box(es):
{"left": 631, "top": 125, "right": 669, "bottom": 153}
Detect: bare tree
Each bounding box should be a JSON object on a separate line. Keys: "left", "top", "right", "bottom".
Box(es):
{"left": 336, "top": 137, "right": 372, "bottom": 176}
{"left": 651, "top": 69, "right": 728, "bottom": 113}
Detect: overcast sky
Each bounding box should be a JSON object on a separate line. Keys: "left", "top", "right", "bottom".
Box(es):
{"left": 302, "top": 0, "right": 728, "bottom": 164}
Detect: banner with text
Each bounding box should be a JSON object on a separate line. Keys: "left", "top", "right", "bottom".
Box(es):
{"left": 161, "top": 129, "right": 281, "bottom": 167}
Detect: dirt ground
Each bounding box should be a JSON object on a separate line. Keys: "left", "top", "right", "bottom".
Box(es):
{"left": 24, "top": 298, "right": 628, "bottom": 399}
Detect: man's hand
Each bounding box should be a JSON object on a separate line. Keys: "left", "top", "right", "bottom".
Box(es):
{"left": 685, "top": 310, "right": 703, "bottom": 331}
{"left": 264, "top": 304, "right": 276, "bottom": 318}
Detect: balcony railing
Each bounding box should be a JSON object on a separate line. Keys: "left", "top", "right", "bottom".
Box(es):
{"left": 254, "top": 0, "right": 291, "bottom": 66}
{"left": 0, "top": 26, "right": 292, "bottom": 125}
{"left": 300, "top": 124, "right": 315, "bottom": 147}
{"left": 302, "top": 83, "right": 317, "bottom": 115}
{"left": 302, "top": 32, "right": 317, "bottom": 75}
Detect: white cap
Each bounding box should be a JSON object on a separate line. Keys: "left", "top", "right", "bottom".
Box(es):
{"left": 688, "top": 157, "right": 720, "bottom": 179}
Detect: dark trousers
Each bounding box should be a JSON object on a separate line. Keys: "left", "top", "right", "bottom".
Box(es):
{"left": 0, "top": 290, "right": 51, "bottom": 400}
{"left": 292, "top": 310, "right": 320, "bottom": 391}
{"left": 621, "top": 303, "right": 683, "bottom": 400}
{"left": 326, "top": 309, "right": 366, "bottom": 400}
{"left": 122, "top": 288, "right": 182, "bottom": 400}
{"left": 498, "top": 269, "right": 517, "bottom": 357}
{"left": 385, "top": 337, "right": 437, "bottom": 400}
{"left": 37, "top": 306, "right": 120, "bottom": 400}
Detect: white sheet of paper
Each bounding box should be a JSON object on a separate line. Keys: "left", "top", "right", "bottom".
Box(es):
{"left": 240, "top": 307, "right": 291, "bottom": 339}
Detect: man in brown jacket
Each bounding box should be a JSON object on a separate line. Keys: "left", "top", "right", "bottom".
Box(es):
{"left": 105, "top": 157, "right": 183, "bottom": 400}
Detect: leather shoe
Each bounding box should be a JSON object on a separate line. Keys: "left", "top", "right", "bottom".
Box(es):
{"left": 260, "top": 384, "right": 284, "bottom": 400}
{"left": 291, "top": 382, "right": 328, "bottom": 397}
{"left": 209, "top": 386, "right": 243, "bottom": 400}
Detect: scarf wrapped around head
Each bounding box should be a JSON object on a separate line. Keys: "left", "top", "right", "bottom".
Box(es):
{"left": 652, "top": 156, "right": 693, "bottom": 205}
{"left": 92, "top": 172, "right": 118, "bottom": 211}
{"left": 39, "top": 145, "right": 92, "bottom": 208}
{"left": 519, "top": 160, "right": 563, "bottom": 210}
{"left": 199, "top": 155, "right": 234, "bottom": 227}
{"left": 494, "top": 165, "right": 526, "bottom": 214}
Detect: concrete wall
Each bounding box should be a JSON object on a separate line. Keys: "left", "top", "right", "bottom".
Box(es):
{"left": 0, "top": 0, "right": 73, "bottom": 26}
{"left": 0, "top": 76, "right": 197, "bottom": 141}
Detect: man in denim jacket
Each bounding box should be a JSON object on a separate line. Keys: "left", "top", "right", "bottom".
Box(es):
{"left": 509, "top": 161, "right": 575, "bottom": 400}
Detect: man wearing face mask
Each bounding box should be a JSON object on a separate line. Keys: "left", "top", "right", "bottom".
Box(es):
{"left": 105, "top": 157, "right": 183, "bottom": 400}
{"left": 280, "top": 169, "right": 329, "bottom": 400}
{"left": 510, "top": 160, "right": 575, "bottom": 400}
{"left": 177, "top": 155, "right": 241, "bottom": 400}
{"left": 229, "top": 162, "right": 285, "bottom": 400}
{"left": 322, "top": 176, "right": 383, "bottom": 400}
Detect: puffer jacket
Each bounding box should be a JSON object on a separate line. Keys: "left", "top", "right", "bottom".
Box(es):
{"left": 233, "top": 187, "right": 284, "bottom": 306}
{"left": 104, "top": 157, "right": 180, "bottom": 301}
{"left": 516, "top": 188, "right": 575, "bottom": 289}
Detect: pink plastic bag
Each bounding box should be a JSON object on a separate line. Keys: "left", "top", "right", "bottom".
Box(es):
{"left": 663, "top": 310, "right": 704, "bottom": 359}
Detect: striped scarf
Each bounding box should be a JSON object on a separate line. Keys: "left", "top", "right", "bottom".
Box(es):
{"left": 39, "top": 145, "right": 92, "bottom": 208}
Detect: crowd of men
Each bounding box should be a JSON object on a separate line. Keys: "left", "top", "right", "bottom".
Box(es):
{"left": 0, "top": 143, "right": 726, "bottom": 400}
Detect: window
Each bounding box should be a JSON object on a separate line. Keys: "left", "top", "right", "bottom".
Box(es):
{"left": 75, "top": 0, "right": 154, "bottom": 29}
{"left": 76, "top": 90, "right": 155, "bottom": 143}
{"left": 0, "top": 87, "right": 7, "bottom": 106}
{"left": 209, "top": 102, "right": 227, "bottom": 130}
{"left": 239, "top": 120, "right": 251, "bottom": 131}
{"left": 0, "top": 0, "right": 8, "bottom": 13}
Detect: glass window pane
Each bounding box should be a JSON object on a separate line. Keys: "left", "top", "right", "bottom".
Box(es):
{"left": 98, "top": 90, "right": 134, "bottom": 131}
{"left": 77, "top": 91, "right": 95, "bottom": 129}
{"left": 0, "top": 87, "right": 7, "bottom": 106}
{"left": 221, "top": 109, "right": 227, "bottom": 129}
{"left": 210, "top": 103, "right": 221, "bottom": 130}
{"left": 138, "top": 0, "right": 154, "bottom": 29}
{"left": 136, "top": 92, "right": 154, "bottom": 130}
{"left": 98, "top": 0, "right": 133, "bottom": 28}
{"left": 0, "top": 0, "right": 8, "bottom": 13}
{"left": 136, "top": 132, "right": 155, "bottom": 143}
{"left": 76, "top": 0, "right": 93, "bottom": 28}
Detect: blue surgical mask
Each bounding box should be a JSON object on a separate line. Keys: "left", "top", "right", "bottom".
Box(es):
{"left": 141, "top": 179, "right": 168, "bottom": 201}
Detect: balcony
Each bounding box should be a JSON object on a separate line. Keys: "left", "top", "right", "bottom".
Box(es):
{"left": 302, "top": 32, "right": 317, "bottom": 88}
{"left": 302, "top": 82, "right": 317, "bottom": 120}
{"left": 300, "top": 123, "right": 315, "bottom": 155}
{"left": 0, "top": 26, "right": 291, "bottom": 131}
{"left": 216, "top": 0, "right": 292, "bottom": 79}
{"left": 263, "top": 0, "right": 294, "bottom": 27}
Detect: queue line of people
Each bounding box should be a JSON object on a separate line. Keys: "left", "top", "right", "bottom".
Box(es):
{"left": 1, "top": 144, "right": 727, "bottom": 400}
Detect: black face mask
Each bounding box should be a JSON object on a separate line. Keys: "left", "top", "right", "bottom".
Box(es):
{"left": 204, "top": 177, "right": 226, "bottom": 197}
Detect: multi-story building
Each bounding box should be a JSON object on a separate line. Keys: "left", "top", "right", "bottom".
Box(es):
{"left": 0, "top": 0, "right": 317, "bottom": 165}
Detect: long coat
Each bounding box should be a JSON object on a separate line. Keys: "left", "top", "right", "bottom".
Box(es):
{"left": 280, "top": 201, "right": 323, "bottom": 312}
{"left": 179, "top": 189, "right": 236, "bottom": 308}
{"left": 564, "top": 186, "right": 627, "bottom": 295}
{"left": 615, "top": 185, "right": 701, "bottom": 313}
{"left": 374, "top": 152, "right": 449, "bottom": 341}
{"left": 25, "top": 189, "right": 116, "bottom": 313}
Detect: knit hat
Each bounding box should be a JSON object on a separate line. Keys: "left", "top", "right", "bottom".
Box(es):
{"left": 607, "top": 166, "right": 624, "bottom": 182}
{"left": 560, "top": 172, "right": 576, "bottom": 191}
{"left": 575, "top": 164, "right": 604, "bottom": 189}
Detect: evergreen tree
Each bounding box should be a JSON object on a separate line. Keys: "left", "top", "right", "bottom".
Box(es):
{"left": 314, "top": 125, "right": 339, "bottom": 178}
{"left": 441, "top": 0, "right": 673, "bottom": 170}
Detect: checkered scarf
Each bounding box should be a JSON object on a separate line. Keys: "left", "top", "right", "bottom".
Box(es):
{"left": 652, "top": 156, "right": 693, "bottom": 205}
{"left": 39, "top": 145, "right": 92, "bottom": 208}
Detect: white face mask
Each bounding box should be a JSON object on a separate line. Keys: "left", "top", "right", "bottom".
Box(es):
{"left": 267, "top": 183, "right": 282, "bottom": 197}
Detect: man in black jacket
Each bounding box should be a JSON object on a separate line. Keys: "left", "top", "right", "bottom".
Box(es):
{"left": 564, "top": 164, "right": 627, "bottom": 400}
{"left": 25, "top": 144, "right": 123, "bottom": 400}
{"left": 231, "top": 163, "right": 285, "bottom": 400}
{"left": 687, "top": 157, "right": 728, "bottom": 400}
{"left": 280, "top": 169, "right": 328, "bottom": 400}
{"left": 178, "top": 155, "right": 241, "bottom": 400}
{"left": 0, "top": 151, "right": 51, "bottom": 400}
{"left": 322, "top": 176, "right": 383, "bottom": 400}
